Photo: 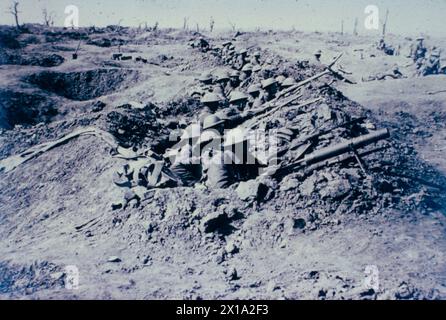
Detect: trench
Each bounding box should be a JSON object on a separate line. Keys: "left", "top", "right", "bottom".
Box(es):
{"left": 26, "top": 68, "right": 140, "bottom": 101}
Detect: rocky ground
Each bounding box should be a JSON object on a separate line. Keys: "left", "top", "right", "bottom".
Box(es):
{"left": 0, "top": 25, "right": 446, "bottom": 300}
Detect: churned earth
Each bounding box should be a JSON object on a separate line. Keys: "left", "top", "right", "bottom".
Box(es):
{"left": 0, "top": 25, "right": 445, "bottom": 300}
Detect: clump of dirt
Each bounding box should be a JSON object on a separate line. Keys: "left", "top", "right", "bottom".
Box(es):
{"left": 26, "top": 69, "right": 140, "bottom": 101}
{"left": 0, "top": 89, "right": 58, "bottom": 130}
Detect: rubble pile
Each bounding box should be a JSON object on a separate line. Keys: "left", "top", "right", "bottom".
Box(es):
{"left": 161, "top": 97, "right": 203, "bottom": 118}
{"left": 105, "top": 102, "right": 167, "bottom": 148}
{"left": 236, "top": 84, "right": 445, "bottom": 228}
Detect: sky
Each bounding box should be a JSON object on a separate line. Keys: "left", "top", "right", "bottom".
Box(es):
{"left": 1, "top": 0, "right": 445, "bottom": 37}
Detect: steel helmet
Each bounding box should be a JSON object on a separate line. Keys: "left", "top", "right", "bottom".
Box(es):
{"left": 180, "top": 124, "right": 201, "bottom": 140}
{"left": 222, "top": 41, "right": 232, "bottom": 46}
{"left": 215, "top": 70, "right": 230, "bottom": 82}
{"left": 261, "top": 78, "right": 278, "bottom": 89}
{"left": 247, "top": 84, "right": 261, "bottom": 94}
{"left": 239, "top": 48, "right": 248, "bottom": 55}
{"left": 224, "top": 128, "right": 248, "bottom": 147}
{"left": 230, "top": 70, "right": 240, "bottom": 78}
{"left": 253, "top": 51, "right": 261, "bottom": 57}
{"left": 431, "top": 50, "right": 441, "bottom": 57}
{"left": 282, "top": 77, "right": 297, "bottom": 87}
{"left": 203, "top": 115, "right": 224, "bottom": 130}
{"left": 275, "top": 75, "right": 286, "bottom": 84}
{"left": 229, "top": 91, "right": 249, "bottom": 103}
{"left": 198, "top": 72, "right": 213, "bottom": 82}
{"left": 314, "top": 49, "right": 322, "bottom": 56}
{"left": 252, "top": 64, "right": 262, "bottom": 73}
{"left": 241, "top": 63, "right": 254, "bottom": 72}
{"left": 201, "top": 92, "right": 223, "bottom": 104}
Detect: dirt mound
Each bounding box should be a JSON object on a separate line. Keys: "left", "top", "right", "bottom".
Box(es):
{"left": 42, "top": 29, "right": 89, "bottom": 43}
{"left": 0, "top": 51, "right": 64, "bottom": 67}
{"left": 249, "top": 82, "right": 446, "bottom": 229}
{"left": 0, "top": 89, "right": 58, "bottom": 130}
{"left": 0, "top": 29, "right": 21, "bottom": 49}
{"left": 26, "top": 69, "right": 140, "bottom": 101}
{"left": 86, "top": 37, "right": 125, "bottom": 48}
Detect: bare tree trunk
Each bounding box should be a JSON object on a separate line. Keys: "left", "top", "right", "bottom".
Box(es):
{"left": 10, "top": 1, "right": 21, "bottom": 29}
{"left": 228, "top": 21, "right": 236, "bottom": 32}
{"left": 209, "top": 17, "right": 215, "bottom": 33}
{"left": 353, "top": 18, "right": 358, "bottom": 36}
{"left": 42, "top": 8, "right": 55, "bottom": 27}
{"left": 382, "top": 9, "right": 389, "bottom": 39}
